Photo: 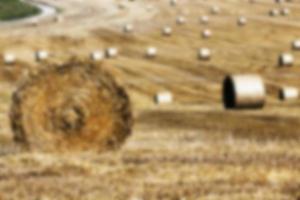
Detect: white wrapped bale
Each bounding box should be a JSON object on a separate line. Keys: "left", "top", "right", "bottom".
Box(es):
{"left": 176, "top": 16, "right": 186, "bottom": 25}
{"left": 269, "top": 9, "right": 279, "bottom": 16}
{"left": 35, "top": 50, "right": 49, "bottom": 62}
{"left": 162, "top": 26, "right": 172, "bottom": 36}
{"left": 105, "top": 48, "right": 118, "bottom": 58}
{"left": 90, "top": 51, "right": 104, "bottom": 61}
{"left": 223, "top": 74, "right": 266, "bottom": 109}
{"left": 279, "top": 87, "right": 299, "bottom": 101}
{"left": 154, "top": 91, "right": 173, "bottom": 105}
{"left": 211, "top": 6, "right": 220, "bottom": 15}
{"left": 237, "top": 16, "right": 247, "bottom": 26}
{"left": 202, "top": 29, "right": 212, "bottom": 39}
{"left": 198, "top": 48, "right": 211, "bottom": 60}
{"left": 278, "top": 53, "right": 294, "bottom": 67}
{"left": 292, "top": 40, "right": 300, "bottom": 50}
{"left": 200, "top": 16, "right": 209, "bottom": 24}
{"left": 3, "top": 53, "right": 16, "bottom": 65}
{"left": 170, "top": 0, "right": 177, "bottom": 6}
{"left": 123, "top": 24, "right": 134, "bottom": 33}
{"left": 146, "top": 47, "right": 157, "bottom": 58}
{"left": 281, "top": 8, "right": 290, "bottom": 16}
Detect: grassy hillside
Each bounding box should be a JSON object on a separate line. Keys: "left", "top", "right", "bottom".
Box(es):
{"left": 0, "top": 0, "right": 40, "bottom": 21}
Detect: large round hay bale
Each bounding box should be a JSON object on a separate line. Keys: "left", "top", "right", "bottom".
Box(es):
{"left": 222, "top": 74, "right": 266, "bottom": 109}
{"left": 10, "top": 61, "right": 132, "bottom": 152}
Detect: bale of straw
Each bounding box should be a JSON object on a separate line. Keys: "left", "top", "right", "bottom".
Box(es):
{"left": 198, "top": 48, "right": 211, "bottom": 60}
{"left": 106, "top": 48, "right": 118, "bottom": 58}
{"left": 237, "top": 16, "right": 247, "bottom": 26}
{"left": 3, "top": 53, "right": 16, "bottom": 65}
{"left": 292, "top": 40, "right": 300, "bottom": 50}
{"left": 200, "top": 15, "right": 209, "bottom": 24}
{"left": 211, "top": 6, "right": 220, "bottom": 15}
{"left": 176, "top": 16, "right": 186, "bottom": 25}
{"left": 162, "top": 26, "right": 172, "bottom": 36}
{"left": 202, "top": 29, "right": 212, "bottom": 39}
{"left": 146, "top": 47, "right": 157, "bottom": 58}
{"left": 10, "top": 61, "right": 133, "bottom": 152}
{"left": 90, "top": 51, "right": 104, "bottom": 61}
{"left": 35, "top": 50, "right": 49, "bottom": 62}
{"left": 279, "top": 87, "right": 299, "bottom": 101}
{"left": 281, "top": 8, "right": 290, "bottom": 16}
{"left": 154, "top": 91, "right": 173, "bottom": 105}
{"left": 269, "top": 9, "right": 279, "bottom": 16}
{"left": 223, "top": 74, "right": 266, "bottom": 109}
{"left": 278, "top": 53, "right": 294, "bottom": 67}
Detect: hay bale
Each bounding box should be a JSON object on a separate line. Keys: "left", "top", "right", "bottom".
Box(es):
{"left": 90, "top": 51, "right": 104, "bottom": 61}
{"left": 278, "top": 53, "right": 294, "bottom": 67}
{"left": 35, "top": 50, "right": 49, "bottom": 62}
{"left": 154, "top": 91, "right": 173, "bottom": 105}
{"left": 202, "top": 29, "right": 212, "bottom": 39}
{"left": 170, "top": 0, "right": 177, "bottom": 6}
{"left": 211, "top": 6, "right": 220, "bottom": 15}
{"left": 3, "top": 53, "right": 16, "bottom": 65}
{"left": 281, "top": 8, "right": 290, "bottom": 16}
{"left": 198, "top": 48, "right": 211, "bottom": 60}
{"left": 106, "top": 48, "right": 118, "bottom": 58}
{"left": 162, "top": 26, "right": 172, "bottom": 36}
{"left": 279, "top": 87, "right": 299, "bottom": 101}
{"left": 146, "top": 47, "right": 157, "bottom": 58}
{"left": 54, "top": 15, "right": 64, "bottom": 23}
{"left": 123, "top": 24, "right": 134, "bottom": 33}
{"left": 237, "top": 16, "right": 247, "bottom": 26}
{"left": 269, "top": 9, "right": 280, "bottom": 16}
{"left": 176, "top": 16, "right": 186, "bottom": 25}
{"left": 200, "top": 15, "right": 209, "bottom": 24}
{"left": 223, "top": 74, "right": 266, "bottom": 109}
{"left": 10, "top": 61, "right": 132, "bottom": 152}
{"left": 292, "top": 40, "right": 300, "bottom": 50}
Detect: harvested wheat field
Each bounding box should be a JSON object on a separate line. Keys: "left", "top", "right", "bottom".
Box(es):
{"left": 0, "top": 0, "right": 299, "bottom": 199}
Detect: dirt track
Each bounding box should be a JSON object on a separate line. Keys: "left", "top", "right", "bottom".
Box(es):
{"left": 0, "top": 0, "right": 299, "bottom": 199}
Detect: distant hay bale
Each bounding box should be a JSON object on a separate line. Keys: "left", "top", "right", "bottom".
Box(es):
{"left": 237, "top": 16, "right": 247, "bottom": 26}
{"left": 123, "top": 24, "right": 134, "bottom": 33}
{"left": 105, "top": 48, "right": 118, "bottom": 58}
{"left": 146, "top": 47, "right": 157, "bottom": 58}
{"left": 162, "top": 26, "right": 172, "bottom": 36}
{"left": 278, "top": 53, "right": 294, "bottom": 67}
{"left": 198, "top": 48, "right": 211, "bottom": 60}
{"left": 170, "top": 0, "right": 177, "bottom": 6}
{"left": 35, "top": 50, "right": 49, "bottom": 62}
{"left": 3, "top": 53, "right": 16, "bottom": 65}
{"left": 202, "top": 29, "right": 212, "bottom": 39}
{"left": 154, "top": 91, "right": 173, "bottom": 105}
{"left": 223, "top": 74, "right": 266, "bottom": 109}
{"left": 279, "top": 87, "right": 299, "bottom": 101}
{"left": 176, "top": 16, "right": 186, "bottom": 25}
{"left": 28, "top": 18, "right": 39, "bottom": 27}
{"left": 211, "top": 6, "right": 220, "bottom": 15}
{"left": 281, "top": 8, "right": 290, "bottom": 16}
{"left": 269, "top": 9, "right": 280, "bottom": 16}
{"left": 200, "top": 15, "right": 209, "bottom": 24}
{"left": 90, "top": 51, "right": 104, "bottom": 61}
{"left": 292, "top": 40, "right": 300, "bottom": 50}
{"left": 10, "top": 61, "right": 132, "bottom": 152}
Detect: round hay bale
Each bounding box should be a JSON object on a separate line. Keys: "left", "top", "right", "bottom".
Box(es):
{"left": 10, "top": 61, "right": 132, "bottom": 152}
{"left": 3, "top": 53, "right": 16, "bottom": 65}
{"left": 281, "top": 8, "right": 290, "bottom": 16}
{"left": 176, "top": 16, "right": 186, "bottom": 25}
{"left": 237, "top": 16, "right": 247, "bottom": 26}
{"left": 269, "top": 9, "right": 279, "bottom": 16}
{"left": 278, "top": 53, "right": 294, "bottom": 67}
{"left": 106, "top": 47, "right": 118, "bottom": 58}
{"left": 162, "top": 26, "right": 172, "bottom": 36}
{"left": 292, "top": 40, "right": 300, "bottom": 50}
{"left": 146, "top": 47, "right": 157, "bottom": 58}
{"left": 35, "top": 50, "right": 49, "bottom": 62}
{"left": 200, "top": 15, "right": 209, "bottom": 24}
{"left": 170, "top": 0, "right": 177, "bottom": 6}
{"left": 211, "top": 6, "right": 220, "bottom": 15}
{"left": 198, "top": 48, "right": 211, "bottom": 60}
{"left": 202, "top": 29, "right": 212, "bottom": 39}
{"left": 123, "top": 24, "right": 134, "bottom": 33}
{"left": 90, "top": 50, "right": 104, "bottom": 61}
{"left": 279, "top": 87, "right": 299, "bottom": 101}
{"left": 223, "top": 74, "right": 266, "bottom": 109}
{"left": 154, "top": 91, "right": 173, "bottom": 105}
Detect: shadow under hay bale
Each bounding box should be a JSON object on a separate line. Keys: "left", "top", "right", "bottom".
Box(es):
{"left": 10, "top": 61, "right": 133, "bottom": 152}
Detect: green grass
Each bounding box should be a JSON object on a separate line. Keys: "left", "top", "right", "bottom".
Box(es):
{"left": 0, "top": 0, "right": 40, "bottom": 21}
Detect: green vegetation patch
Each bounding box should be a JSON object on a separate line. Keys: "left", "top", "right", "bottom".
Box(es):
{"left": 0, "top": 0, "right": 40, "bottom": 21}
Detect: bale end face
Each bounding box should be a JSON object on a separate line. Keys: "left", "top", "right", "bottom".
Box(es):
{"left": 10, "top": 61, "right": 133, "bottom": 153}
